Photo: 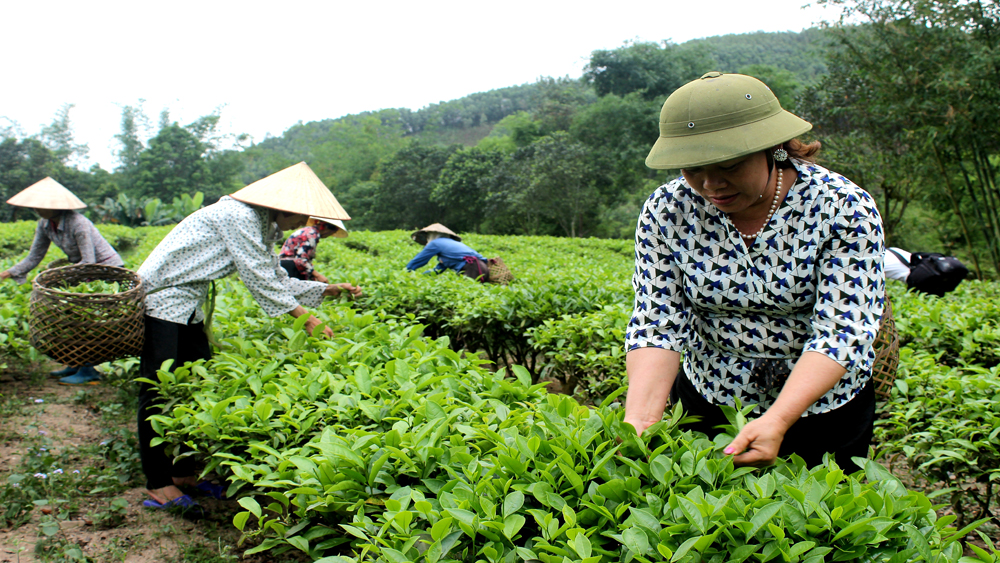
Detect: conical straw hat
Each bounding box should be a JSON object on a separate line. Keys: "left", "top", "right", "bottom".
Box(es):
{"left": 308, "top": 217, "right": 349, "bottom": 238}
{"left": 6, "top": 177, "right": 87, "bottom": 210}
{"left": 411, "top": 223, "right": 461, "bottom": 245}
{"left": 230, "top": 162, "right": 350, "bottom": 220}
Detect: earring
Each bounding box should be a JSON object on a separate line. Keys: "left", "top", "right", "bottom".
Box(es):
{"left": 773, "top": 147, "right": 788, "bottom": 162}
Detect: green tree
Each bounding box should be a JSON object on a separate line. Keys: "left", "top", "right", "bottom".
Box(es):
{"left": 583, "top": 40, "right": 713, "bottom": 100}
{"left": 431, "top": 145, "right": 511, "bottom": 232}
{"left": 133, "top": 124, "right": 210, "bottom": 201}
{"left": 367, "top": 142, "right": 458, "bottom": 231}
{"left": 531, "top": 77, "right": 596, "bottom": 134}
{"left": 484, "top": 133, "right": 607, "bottom": 237}
{"left": 524, "top": 133, "right": 607, "bottom": 238}
{"left": 39, "top": 103, "right": 89, "bottom": 167}
{"left": 114, "top": 102, "right": 151, "bottom": 193}
{"left": 0, "top": 138, "right": 62, "bottom": 221}
{"left": 569, "top": 93, "right": 662, "bottom": 193}
{"left": 491, "top": 112, "right": 544, "bottom": 148}
{"left": 809, "top": 0, "right": 1000, "bottom": 276}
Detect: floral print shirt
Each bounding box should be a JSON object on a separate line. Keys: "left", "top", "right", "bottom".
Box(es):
{"left": 278, "top": 226, "right": 321, "bottom": 279}
{"left": 625, "top": 161, "right": 885, "bottom": 416}
{"left": 7, "top": 211, "right": 123, "bottom": 284}
{"left": 138, "top": 197, "right": 326, "bottom": 325}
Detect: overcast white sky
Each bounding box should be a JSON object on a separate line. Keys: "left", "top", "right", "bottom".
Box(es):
{"left": 2, "top": 0, "right": 844, "bottom": 170}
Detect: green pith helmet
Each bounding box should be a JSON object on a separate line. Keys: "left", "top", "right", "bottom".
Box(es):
{"left": 645, "top": 71, "right": 813, "bottom": 170}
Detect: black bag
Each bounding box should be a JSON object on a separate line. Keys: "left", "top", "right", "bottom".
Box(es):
{"left": 889, "top": 249, "right": 968, "bottom": 297}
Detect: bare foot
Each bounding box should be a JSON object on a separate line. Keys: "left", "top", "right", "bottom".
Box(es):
{"left": 146, "top": 485, "right": 186, "bottom": 504}
{"left": 172, "top": 476, "right": 198, "bottom": 488}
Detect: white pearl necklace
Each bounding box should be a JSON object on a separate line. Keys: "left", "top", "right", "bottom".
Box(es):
{"left": 736, "top": 167, "right": 782, "bottom": 241}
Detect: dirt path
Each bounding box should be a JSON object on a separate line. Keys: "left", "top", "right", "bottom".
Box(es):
{"left": 0, "top": 367, "right": 262, "bottom": 563}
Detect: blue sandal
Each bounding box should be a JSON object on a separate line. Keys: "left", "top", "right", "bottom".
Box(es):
{"left": 50, "top": 366, "right": 79, "bottom": 378}
{"left": 59, "top": 366, "right": 101, "bottom": 386}
{"left": 142, "top": 494, "right": 205, "bottom": 519}
{"left": 193, "top": 480, "right": 227, "bottom": 500}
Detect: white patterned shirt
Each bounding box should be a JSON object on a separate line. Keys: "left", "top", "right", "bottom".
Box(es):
{"left": 138, "top": 196, "right": 326, "bottom": 324}
{"left": 626, "top": 161, "right": 885, "bottom": 415}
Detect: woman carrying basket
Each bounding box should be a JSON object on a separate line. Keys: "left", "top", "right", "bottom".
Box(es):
{"left": 623, "top": 72, "right": 885, "bottom": 473}
{"left": 1, "top": 177, "right": 124, "bottom": 385}
{"left": 136, "top": 162, "right": 362, "bottom": 515}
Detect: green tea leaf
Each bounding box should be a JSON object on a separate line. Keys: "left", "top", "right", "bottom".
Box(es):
{"left": 238, "top": 497, "right": 262, "bottom": 518}
{"left": 504, "top": 490, "right": 525, "bottom": 518}
{"left": 504, "top": 514, "right": 526, "bottom": 540}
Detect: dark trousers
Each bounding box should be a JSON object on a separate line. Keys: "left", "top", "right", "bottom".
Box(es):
{"left": 279, "top": 260, "right": 308, "bottom": 281}
{"left": 462, "top": 257, "right": 489, "bottom": 282}
{"left": 138, "top": 315, "right": 213, "bottom": 490}
{"left": 672, "top": 373, "right": 875, "bottom": 473}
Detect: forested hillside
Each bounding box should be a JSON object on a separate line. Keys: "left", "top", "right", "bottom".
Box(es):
{"left": 232, "top": 29, "right": 830, "bottom": 238}
{"left": 4, "top": 1, "right": 1000, "bottom": 277}
{"left": 686, "top": 29, "right": 829, "bottom": 83}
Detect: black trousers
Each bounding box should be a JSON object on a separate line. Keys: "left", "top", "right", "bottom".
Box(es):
{"left": 138, "top": 315, "right": 213, "bottom": 490}
{"left": 279, "top": 260, "right": 308, "bottom": 280}
{"left": 462, "top": 257, "right": 489, "bottom": 282}
{"left": 672, "top": 373, "right": 875, "bottom": 473}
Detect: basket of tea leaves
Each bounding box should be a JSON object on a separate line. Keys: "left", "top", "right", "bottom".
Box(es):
{"left": 29, "top": 264, "right": 146, "bottom": 365}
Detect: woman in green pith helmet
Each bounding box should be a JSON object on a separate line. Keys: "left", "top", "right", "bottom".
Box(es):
{"left": 623, "top": 72, "right": 885, "bottom": 473}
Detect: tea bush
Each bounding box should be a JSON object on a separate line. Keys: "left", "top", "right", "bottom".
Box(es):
{"left": 890, "top": 281, "right": 1000, "bottom": 368}
{"left": 528, "top": 305, "right": 627, "bottom": 401}
{"left": 139, "top": 276, "right": 995, "bottom": 561}
{"left": 312, "top": 231, "right": 633, "bottom": 380}
{"left": 3, "top": 221, "right": 1000, "bottom": 560}
{"left": 876, "top": 347, "right": 1000, "bottom": 529}
{"left": 0, "top": 257, "right": 43, "bottom": 369}
{"left": 148, "top": 296, "right": 992, "bottom": 561}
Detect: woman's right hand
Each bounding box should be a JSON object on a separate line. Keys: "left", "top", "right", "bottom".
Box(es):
{"left": 621, "top": 348, "right": 681, "bottom": 439}
{"left": 0, "top": 271, "right": 11, "bottom": 281}
{"left": 304, "top": 315, "right": 334, "bottom": 339}
{"left": 622, "top": 416, "right": 661, "bottom": 437}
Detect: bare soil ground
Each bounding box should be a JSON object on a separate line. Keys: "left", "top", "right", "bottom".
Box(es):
{"left": 0, "top": 365, "right": 305, "bottom": 563}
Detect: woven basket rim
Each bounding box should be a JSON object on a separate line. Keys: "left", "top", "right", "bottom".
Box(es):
{"left": 33, "top": 264, "right": 144, "bottom": 300}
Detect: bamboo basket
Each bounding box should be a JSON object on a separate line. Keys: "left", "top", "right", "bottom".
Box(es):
{"left": 872, "top": 296, "right": 900, "bottom": 401}
{"left": 487, "top": 257, "right": 514, "bottom": 285}
{"left": 29, "top": 264, "right": 146, "bottom": 365}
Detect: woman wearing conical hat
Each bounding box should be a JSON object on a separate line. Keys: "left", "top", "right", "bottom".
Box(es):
{"left": 623, "top": 72, "right": 885, "bottom": 473}
{"left": 135, "top": 162, "right": 362, "bottom": 516}
{"left": 406, "top": 223, "right": 490, "bottom": 282}
{"left": 278, "top": 216, "right": 348, "bottom": 282}
{"left": 1, "top": 177, "right": 124, "bottom": 385}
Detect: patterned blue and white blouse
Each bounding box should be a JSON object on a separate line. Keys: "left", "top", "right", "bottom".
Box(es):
{"left": 138, "top": 196, "right": 326, "bottom": 325}
{"left": 625, "top": 160, "right": 885, "bottom": 416}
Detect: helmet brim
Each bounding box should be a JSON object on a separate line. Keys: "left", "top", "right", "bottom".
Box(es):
{"left": 646, "top": 109, "right": 812, "bottom": 170}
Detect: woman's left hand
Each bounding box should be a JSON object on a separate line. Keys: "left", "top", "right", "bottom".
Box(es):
{"left": 724, "top": 414, "right": 790, "bottom": 467}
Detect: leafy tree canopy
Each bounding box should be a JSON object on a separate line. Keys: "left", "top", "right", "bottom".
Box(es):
{"left": 583, "top": 40, "right": 714, "bottom": 100}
